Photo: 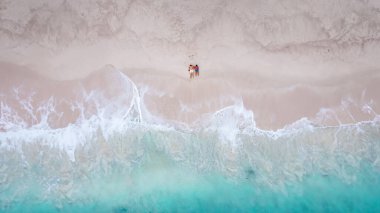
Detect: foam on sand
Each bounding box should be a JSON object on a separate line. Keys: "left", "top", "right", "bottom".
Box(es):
{"left": 1, "top": 0, "right": 380, "bottom": 211}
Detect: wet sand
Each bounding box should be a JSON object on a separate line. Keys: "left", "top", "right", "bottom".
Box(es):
{"left": 1, "top": 62, "right": 379, "bottom": 130}
{"left": 124, "top": 67, "right": 380, "bottom": 129}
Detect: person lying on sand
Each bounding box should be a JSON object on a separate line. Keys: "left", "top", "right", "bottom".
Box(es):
{"left": 194, "top": 64, "right": 199, "bottom": 77}
{"left": 188, "top": 64, "right": 195, "bottom": 79}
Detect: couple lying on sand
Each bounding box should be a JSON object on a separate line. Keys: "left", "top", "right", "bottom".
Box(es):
{"left": 188, "top": 64, "right": 199, "bottom": 79}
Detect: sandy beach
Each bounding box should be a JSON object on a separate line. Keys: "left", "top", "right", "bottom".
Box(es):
{"left": 1, "top": 0, "right": 379, "bottom": 130}
{"left": 1, "top": 60, "right": 379, "bottom": 130}
{"left": 1, "top": 0, "right": 380, "bottom": 212}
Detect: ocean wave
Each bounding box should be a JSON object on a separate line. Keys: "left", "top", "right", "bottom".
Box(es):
{"left": 0, "top": 69, "right": 380, "bottom": 211}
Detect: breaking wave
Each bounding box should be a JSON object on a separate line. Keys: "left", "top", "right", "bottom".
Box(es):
{"left": 1, "top": 69, "right": 380, "bottom": 212}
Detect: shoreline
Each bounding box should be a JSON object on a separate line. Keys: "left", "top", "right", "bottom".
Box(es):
{"left": 123, "top": 67, "right": 380, "bottom": 129}
{"left": 1, "top": 62, "right": 379, "bottom": 130}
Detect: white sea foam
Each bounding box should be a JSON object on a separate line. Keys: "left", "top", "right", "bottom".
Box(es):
{"left": 0, "top": 70, "right": 378, "bottom": 186}
{"left": 0, "top": 78, "right": 379, "bottom": 206}
{"left": 0, "top": 1, "right": 379, "bottom": 210}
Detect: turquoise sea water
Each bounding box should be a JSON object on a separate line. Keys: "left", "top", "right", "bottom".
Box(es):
{"left": 1, "top": 122, "right": 380, "bottom": 213}
{"left": 1, "top": 161, "right": 380, "bottom": 212}
{"left": 1, "top": 71, "right": 380, "bottom": 212}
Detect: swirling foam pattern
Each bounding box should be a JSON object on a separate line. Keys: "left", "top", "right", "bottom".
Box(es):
{"left": 1, "top": 70, "right": 380, "bottom": 212}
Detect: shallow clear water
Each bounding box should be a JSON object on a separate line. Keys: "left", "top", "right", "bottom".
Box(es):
{"left": 1, "top": 122, "right": 380, "bottom": 212}
{"left": 1, "top": 158, "right": 380, "bottom": 212}
{"left": 1, "top": 71, "right": 380, "bottom": 212}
